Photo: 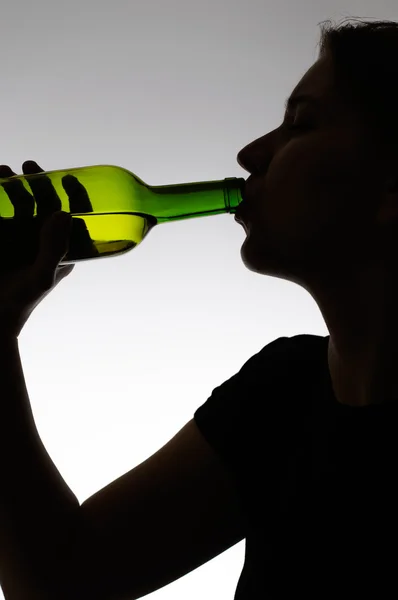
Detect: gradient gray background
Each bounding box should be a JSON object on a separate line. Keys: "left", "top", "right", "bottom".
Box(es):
{"left": 1, "top": 1, "right": 397, "bottom": 598}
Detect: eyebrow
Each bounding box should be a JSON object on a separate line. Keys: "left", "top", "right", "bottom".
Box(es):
{"left": 284, "top": 94, "right": 318, "bottom": 112}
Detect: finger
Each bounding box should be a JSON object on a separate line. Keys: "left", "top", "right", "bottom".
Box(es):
{"left": 54, "top": 263, "right": 75, "bottom": 283}
{"left": 23, "top": 160, "right": 62, "bottom": 218}
{"left": 22, "top": 160, "right": 43, "bottom": 173}
{"left": 0, "top": 165, "right": 15, "bottom": 177}
{"left": 62, "top": 174, "right": 94, "bottom": 213}
{"left": 61, "top": 174, "right": 98, "bottom": 259}
{"left": 33, "top": 263, "right": 75, "bottom": 308}
{"left": 0, "top": 164, "right": 35, "bottom": 218}
{"left": 33, "top": 212, "right": 72, "bottom": 289}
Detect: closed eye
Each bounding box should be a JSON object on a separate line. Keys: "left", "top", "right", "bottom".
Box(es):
{"left": 283, "top": 118, "right": 312, "bottom": 133}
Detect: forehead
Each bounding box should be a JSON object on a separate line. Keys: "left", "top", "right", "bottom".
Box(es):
{"left": 290, "top": 55, "right": 334, "bottom": 102}
{"left": 289, "top": 55, "right": 370, "bottom": 149}
{"left": 287, "top": 55, "right": 360, "bottom": 128}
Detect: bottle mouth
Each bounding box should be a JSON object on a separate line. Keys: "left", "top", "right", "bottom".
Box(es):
{"left": 233, "top": 178, "right": 246, "bottom": 206}
{"left": 240, "top": 181, "right": 246, "bottom": 200}
{"left": 236, "top": 178, "right": 246, "bottom": 206}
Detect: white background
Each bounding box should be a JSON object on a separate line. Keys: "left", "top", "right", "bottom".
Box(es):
{"left": 1, "top": 1, "right": 396, "bottom": 598}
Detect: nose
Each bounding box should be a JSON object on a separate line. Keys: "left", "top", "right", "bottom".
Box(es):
{"left": 237, "top": 133, "right": 270, "bottom": 174}
{"left": 236, "top": 147, "right": 250, "bottom": 173}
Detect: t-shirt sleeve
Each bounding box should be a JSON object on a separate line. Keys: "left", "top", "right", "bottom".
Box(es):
{"left": 194, "top": 336, "right": 293, "bottom": 481}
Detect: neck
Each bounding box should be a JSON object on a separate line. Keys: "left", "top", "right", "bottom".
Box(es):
{"left": 315, "top": 263, "right": 398, "bottom": 406}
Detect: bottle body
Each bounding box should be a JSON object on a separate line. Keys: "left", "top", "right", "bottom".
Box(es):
{"left": 0, "top": 165, "right": 244, "bottom": 266}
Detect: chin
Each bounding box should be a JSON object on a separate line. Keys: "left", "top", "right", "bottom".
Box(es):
{"left": 240, "top": 236, "right": 268, "bottom": 275}
{"left": 239, "top": 234, "right": 293, "bottom": 280}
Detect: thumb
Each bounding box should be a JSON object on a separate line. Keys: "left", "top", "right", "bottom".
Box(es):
{"left": 33, "top": 211, "right": 72, "bottom": 290}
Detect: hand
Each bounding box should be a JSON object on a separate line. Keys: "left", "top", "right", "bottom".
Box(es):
{"left": 0, "top": 160, "right": 99, "bottom": 264}
{"left": 0, "top": 160, "right": 96, "bottom": 337}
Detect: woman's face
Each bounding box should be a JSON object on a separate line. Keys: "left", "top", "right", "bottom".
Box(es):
{"left": 235, "top": 54, "right": 386, "bottom": 290}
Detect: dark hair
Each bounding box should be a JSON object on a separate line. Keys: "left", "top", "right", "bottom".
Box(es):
{"left": 317, "top": 16, "right": 398, "bottom": 160}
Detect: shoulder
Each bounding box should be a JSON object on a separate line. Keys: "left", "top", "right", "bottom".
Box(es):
{"left": 194, "top": 333, "right": 328, "bottom": 467}
{"left": 236, "top": 332, "right": 329, "bottom": 383}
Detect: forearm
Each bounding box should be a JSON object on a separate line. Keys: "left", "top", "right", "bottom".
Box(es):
{"left": 0, "top": 336, "right": 82, "bottom": 599}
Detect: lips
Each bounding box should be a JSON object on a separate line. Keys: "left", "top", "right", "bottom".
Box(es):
{"left": 234, "top": 176, "right": 254, "bottom": 221}
{"left": 240, "top": 177, "right": 254, "bottom": 207}
{"left": 234, "top": 200, "right": 248, "bottom": 222}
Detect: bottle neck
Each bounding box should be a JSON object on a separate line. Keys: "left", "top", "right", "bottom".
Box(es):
{"left": 148, "top": 177, "right": 245, "bottom": 223}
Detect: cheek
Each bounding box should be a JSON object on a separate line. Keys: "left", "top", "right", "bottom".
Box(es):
{"left": 239, "top": 131, "right": 377, "bottom": 275}
{"left": 260, "top": 135, "right": 363, "bottom": 240}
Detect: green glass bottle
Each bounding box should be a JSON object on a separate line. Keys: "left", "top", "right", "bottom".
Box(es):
{"left": 0, "top": 164, "right": 245, "bottom": 267}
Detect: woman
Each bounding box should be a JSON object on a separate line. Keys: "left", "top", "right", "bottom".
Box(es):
{"left": 0, "top": 16, "right": 397, "bottom": 600}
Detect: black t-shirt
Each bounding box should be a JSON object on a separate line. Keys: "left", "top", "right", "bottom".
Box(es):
{"left": 194, "top": 334, "right": 398, "bottom": 599}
